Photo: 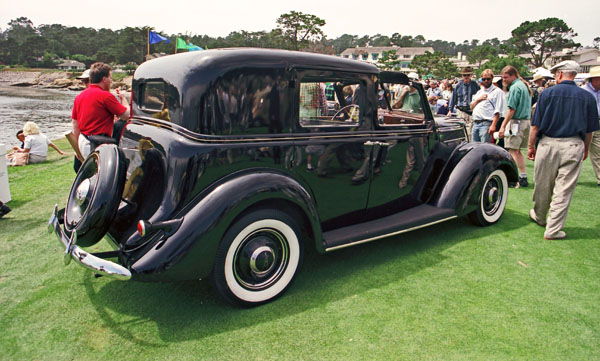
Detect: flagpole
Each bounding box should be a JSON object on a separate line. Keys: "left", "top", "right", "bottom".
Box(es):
{"left": 147, "top": 28, "right": 150, "bottom": 58}
{"left": 175, "top": 37, "right": 178, "bottom": 54}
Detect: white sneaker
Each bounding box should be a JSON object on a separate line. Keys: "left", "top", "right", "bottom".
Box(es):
{"left": 544, "top": 231, "right": 566, "bottom": 240}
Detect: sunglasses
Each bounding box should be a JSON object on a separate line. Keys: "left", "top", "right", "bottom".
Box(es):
{"left": 481, "top": 78, "right": 492, "bottom": 81}
{"left": 462, "top": 74, "right": 471, "bottom": 77}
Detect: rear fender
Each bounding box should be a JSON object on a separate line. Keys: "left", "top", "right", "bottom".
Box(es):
{"left": 130, "top": 169, "right": 321, "bottom": 281}
{"left": 430, "top": 142, "right": 518, "bottom": 215}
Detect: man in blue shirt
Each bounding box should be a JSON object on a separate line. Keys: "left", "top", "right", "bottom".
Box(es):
{"left": 449, "top": 67, "right": 480, "bottom": 139}
{"left": 527, "top": 61, "right": 599, "bottom": 240}
{"left": 583, "top": 66, "right": 600, "bottom": 186}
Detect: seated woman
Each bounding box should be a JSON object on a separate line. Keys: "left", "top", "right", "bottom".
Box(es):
{"left": 15, "top": 121, "right": 66, "bottom": 163}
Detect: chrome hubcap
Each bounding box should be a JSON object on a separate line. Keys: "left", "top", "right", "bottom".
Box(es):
{"left": 75, "top": 178, "right": 91, "bottom": 206}
{"left": 484, "top": 176, "right": 503, "bottom": 216}
{"left": 250, "top": 246, "right": 276, "bottom": 276}
{"left": 234, "top": 229, "right": 289, "bottom": 290}
{"left": 487, "top": 186, "right": 498, "bottom": 205}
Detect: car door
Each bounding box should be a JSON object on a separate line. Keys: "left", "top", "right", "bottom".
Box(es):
{"left": 290, "top": 69, "right": 377, "bottom": 231}
{"left": 364, "top": 72, "right": 435, "bottom": 220}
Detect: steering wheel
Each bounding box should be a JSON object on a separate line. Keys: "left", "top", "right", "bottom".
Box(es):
{"left": 332, "top": 104, "right": 360, "bottom": 122}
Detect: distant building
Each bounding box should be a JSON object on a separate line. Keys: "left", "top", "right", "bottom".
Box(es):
{"left": 515, "top": 48, "right": 600, "bottom": 73}
{"left": 340, "top": 46, "right": 434, "bottom": 71}
{"left": 450, "top": 51, "right": 474, "bottom": 70}
{"left": 56, "top": 60, "right": 85, "bottom": 70}
{"left": 551, "top": 48, "right": 600, "bottom": 73}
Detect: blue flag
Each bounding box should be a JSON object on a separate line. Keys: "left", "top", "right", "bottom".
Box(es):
{"left": 149, "top": 31, "right": 170, "bottom": 44}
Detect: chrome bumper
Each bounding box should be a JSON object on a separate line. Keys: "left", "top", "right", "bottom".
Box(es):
{"left": 48, "top": 205, "right": 131, "bottom": 280}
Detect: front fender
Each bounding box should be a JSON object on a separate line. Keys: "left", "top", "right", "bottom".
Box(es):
{"left": 430, "top": 142, "right": 518, "bottom": 215}
{"left": 130, "top": 169, "right": 321, "bottom": 281}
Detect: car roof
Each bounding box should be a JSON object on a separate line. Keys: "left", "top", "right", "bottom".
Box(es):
{"left": 133, "top": 48, "right": 380, "bottom": 87}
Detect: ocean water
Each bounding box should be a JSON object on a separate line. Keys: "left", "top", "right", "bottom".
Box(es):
{"left": 0, "top": 85, "right": 77, "bottom": 147}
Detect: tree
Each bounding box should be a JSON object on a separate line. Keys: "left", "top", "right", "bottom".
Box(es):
{"left": 302, "top": 40, "right": 335, "bottom": 55}
{"left": 326, "top": 34, "right": 357, "bottom": 55}
{"left": 5, "top": 17, "right": 37, "bottom": 44}
{"left": 370, "top": 34, "right": 391, "bottom": 47}
{"left": 483, "top": 54, "right": 530, "bottom": 77}
{"left": 467, "top": 44, "right": 498, "bottom": 69}
{"left": 411, "top": 51, "right": 458, "bottom": 79}
{"left": 4, "top": 17, "right": 38, "bottom": 64}
{"left": 377, "top": 50, "right": 402, "bottom": 70}
{"left": 510, "top": 17, "right": 579, "bottom": 67}
{"left": 276, "top": 11, "right": 325, "bottom": 50}
{"left": 593, "top": 37, "right": 600, "bottom": 50}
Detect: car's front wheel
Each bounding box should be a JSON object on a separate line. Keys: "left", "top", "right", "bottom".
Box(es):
{"left": 211, "top": 209, "right": 303, "bottom": 307}
{"left": 468, "top": 169, "right": 508, "bottom": 226}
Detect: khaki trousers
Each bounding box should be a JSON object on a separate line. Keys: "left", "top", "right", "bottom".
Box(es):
{"left": 533, "top": 136, "right": 584, "bottom": 237}
{"left": 456, "top": 109, "right": 473, "bottom": 140}
{"left": 589, "top": 130, "right": 600, "bottom": 184}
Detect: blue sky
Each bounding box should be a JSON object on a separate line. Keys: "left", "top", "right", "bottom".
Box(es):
{"left": 2, "top": 0, "right": 598, "bottom": 46}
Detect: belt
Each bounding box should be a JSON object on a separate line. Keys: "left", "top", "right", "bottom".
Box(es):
{"left": 81, "top": 133, "right": 109, "bottom": 139}
{"left": 473, "top": 119, "right": 492, "bottom": 123}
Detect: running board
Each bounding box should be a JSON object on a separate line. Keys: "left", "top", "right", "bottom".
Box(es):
{"left": 323, "top": 204, "right": 456, "bottom": 252}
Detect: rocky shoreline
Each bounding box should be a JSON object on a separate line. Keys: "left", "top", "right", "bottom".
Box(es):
{"left": 0, "top": 71, "right": 132, "bottom": 91}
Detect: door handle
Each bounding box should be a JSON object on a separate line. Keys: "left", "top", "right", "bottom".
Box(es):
{"left": 363, "top": 141, "right": 390, "bottom": 147}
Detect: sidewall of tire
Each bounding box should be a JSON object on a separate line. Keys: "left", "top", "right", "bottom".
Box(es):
{"left": 471, "top": 169, "right": 508, "bottom": 226}
{"left": 212, "top": 209, "right": 303, "bottom": 307}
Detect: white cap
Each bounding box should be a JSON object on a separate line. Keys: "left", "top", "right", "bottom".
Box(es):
{"left": 76, "top": 69, "right": 90, "bottom": 79}
{"left": 407, "top": 72, "right": 419, "bottom": 80}
{"left": 550, "top": 60, "right": 580, "bottom": 74}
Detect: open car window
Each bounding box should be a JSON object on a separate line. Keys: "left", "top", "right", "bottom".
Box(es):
{"left": 298, "top": 79, "right": 364, "bottom": 128}
{"left": 376, "top": 80, "right": 426, "bottom": 127}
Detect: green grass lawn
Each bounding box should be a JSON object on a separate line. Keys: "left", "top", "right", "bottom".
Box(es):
{"left": 1, "top": 139, "right": 599, "bottom": 360}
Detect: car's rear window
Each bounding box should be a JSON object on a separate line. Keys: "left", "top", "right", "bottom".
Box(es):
{"left": 141, "top": 82, "right": 165, "bottom": 111}
{"left": 139, "top": 81, "right": 174, "bottom": 122}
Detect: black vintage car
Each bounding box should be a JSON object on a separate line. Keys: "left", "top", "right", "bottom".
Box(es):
{"left": 49, "top": 48, "right": 517, "bottom": 307}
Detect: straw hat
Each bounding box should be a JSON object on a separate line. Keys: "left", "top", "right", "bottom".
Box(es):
{"left": 532, "top": 74, "right": 544, "bottom": 82}
{"left": 587, "top": 66, "right": 600, "bottom": 79}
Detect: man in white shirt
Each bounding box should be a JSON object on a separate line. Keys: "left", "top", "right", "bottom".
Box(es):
{"left": 470, "top": 69, "right": 505, "bottom": 142}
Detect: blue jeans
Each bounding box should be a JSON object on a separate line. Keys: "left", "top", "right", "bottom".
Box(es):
{"left": 472, "top": 121, "right": 492, "bottom": 142}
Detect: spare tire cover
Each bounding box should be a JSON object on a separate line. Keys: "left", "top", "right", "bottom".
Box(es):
{"left": 64, "top": 144, "right": 127, "bottom": 247}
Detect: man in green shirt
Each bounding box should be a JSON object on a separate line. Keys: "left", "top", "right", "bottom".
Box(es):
{"left": 393, "top": 84, "right": 423, "bottom": 114}
{"left": 499, "top": 65, "right": 532, "bottom": 187}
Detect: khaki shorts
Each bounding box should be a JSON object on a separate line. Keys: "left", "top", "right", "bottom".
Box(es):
{"left": 505, "top": 119, "right": 530, "bottom": 150}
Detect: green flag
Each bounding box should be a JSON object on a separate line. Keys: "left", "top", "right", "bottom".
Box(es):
{"left": 176, "top": 37, "right": 189, "bottom": 50}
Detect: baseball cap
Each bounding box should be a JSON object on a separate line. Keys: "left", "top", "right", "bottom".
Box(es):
{"left": 76, "top": 69, "right": 90, "bottom": 79}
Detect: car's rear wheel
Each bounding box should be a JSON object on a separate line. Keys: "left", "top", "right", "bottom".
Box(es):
{"left": 211, "top": 209, "right": 303, "bottom": 307}
{"left": 468, "top": 169, "right": 508, "bottom": 226}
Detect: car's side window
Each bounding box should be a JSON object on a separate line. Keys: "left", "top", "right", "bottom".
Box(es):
{"left": 377, "top": 81, "right": 427, "bottom": 127}
{"left": 298, "top": 79, "right": 364, "bottom": 128}
{"left": 200, "top": 70, "right": 287, "bottom": 136}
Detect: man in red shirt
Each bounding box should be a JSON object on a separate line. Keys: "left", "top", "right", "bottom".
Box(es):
{"left": 72, "top": 62, "right": 130, "bottom": 159}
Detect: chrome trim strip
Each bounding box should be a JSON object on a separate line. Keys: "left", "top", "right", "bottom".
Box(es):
{"left": 48, "top": 205, "right": 131, "bottom": 280}
{"left": 132, "top": 117, "right": 434, "bottom": 143}
{"left": 324, "top": 216, "right": 458, "bottom": 252}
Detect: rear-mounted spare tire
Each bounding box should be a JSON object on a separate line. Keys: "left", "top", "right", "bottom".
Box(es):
{"left": 64, "top": 144, "right": 127, "bottom": 247}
